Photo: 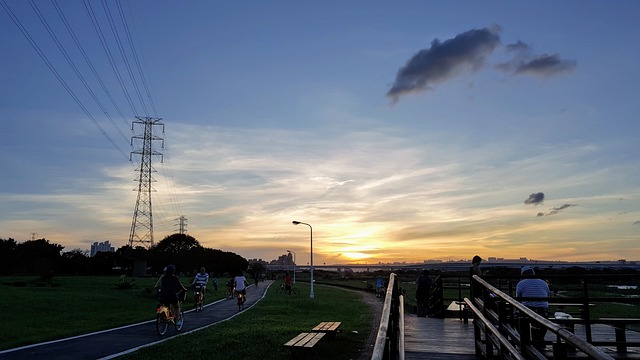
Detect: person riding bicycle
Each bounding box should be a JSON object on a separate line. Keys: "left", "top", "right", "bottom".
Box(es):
{"left": 225, "top": 278, "right": 234, "bottom": 298}
{"left": 159, "top": 265, "right": 188, "bottom": 326}
{"left": 234, "top": 271, "right": 248, "bottom": 303}
{"left": 191, "top": 267, "right": 209, "bottom": 302}
{"left": 283, "top": 271, "right": 293, "bottom": 295}
{"left": 375, "top": 275, "right": 384, "bottom": 298}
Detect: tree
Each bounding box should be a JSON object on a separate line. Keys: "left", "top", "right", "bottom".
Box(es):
{"left": 0, "top": 238, "right": 18, "bottom": 274}
{"left": 60, "top": 249, "right": 90, "bottom": 275}
{"left": 15, "top": 239, "right": 64, "bottom": 275}
{"left": 154, "top": 233, "right": 201, "bottom": 254}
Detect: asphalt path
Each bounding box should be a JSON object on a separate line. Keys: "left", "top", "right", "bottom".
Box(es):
{"left": 0, "top": 280, "right": 274, "bottom": 360}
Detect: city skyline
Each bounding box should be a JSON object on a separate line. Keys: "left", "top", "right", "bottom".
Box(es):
{"left": 1, "top": 1, "right": 639, "bottom": 265}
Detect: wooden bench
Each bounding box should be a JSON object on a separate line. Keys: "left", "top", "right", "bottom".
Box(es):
{"left": 312, "top": 321, "right": 342, "bottom": 337}
{"left": 284, "top": 332, "right": 326, "bottom": 358}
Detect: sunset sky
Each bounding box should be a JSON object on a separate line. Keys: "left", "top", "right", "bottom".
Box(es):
{"left": 1, "top": 1, "right": 639, "bottom": 265}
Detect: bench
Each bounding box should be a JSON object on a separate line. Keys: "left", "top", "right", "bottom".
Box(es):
{"left": 284, "top": 332, "right": 326, "bottom": 358}
{"left": 454, "top": 301, "right": 470, "bottom": 323}
{"left": 312, "top": 321, "right": 342, "bottom": 337}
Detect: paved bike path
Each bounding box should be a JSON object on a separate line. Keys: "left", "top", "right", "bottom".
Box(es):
{"left": 0, "top": 280, "right": 274, "bottom": 360}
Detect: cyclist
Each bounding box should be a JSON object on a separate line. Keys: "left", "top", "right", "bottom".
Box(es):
{"left": 159, "top": 265, "right": 188, "bottom": 325}
{"left": 191, "top": 267, "right": 209, "bottom": 302}
{"left": 375, "top": 275, "right": 384, "bottom": 298}
{"left": 284, "top": 271, "right": 293, "bottom": 295}
{"left": 225, "top": 278, "right": 234, "bottom": 298}
{"left": 234, "top": 271, "right": 248, "bottom": 303}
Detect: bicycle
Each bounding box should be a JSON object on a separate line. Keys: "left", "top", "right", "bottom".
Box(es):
{"left": 156, "top": 290, "right": 185, "bottom": 335}
{"left": 276, "top": 283, "right": 299, "bottom": 295}
{"left": 224, "top": 286, "right": 235, "bottom": 300}
{"left": 193, "top": 284, "right": 204, "bottom": 312}
{"left": 236, "top": 289, "right": 246, "bottom": 311}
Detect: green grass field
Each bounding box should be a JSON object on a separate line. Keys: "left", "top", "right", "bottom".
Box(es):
{"left": 0, "top": 275, "right": 232, "bottom": 350}
{"left": 0, "top": 276, "right": 375, "bottom": 360}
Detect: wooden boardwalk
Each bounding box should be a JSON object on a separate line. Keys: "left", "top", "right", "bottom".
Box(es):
{"left": 404, "top": 314, "right": 476, "bottom": 360}
{"left": 404, "top": 314, "right": 640, "bottom": 360}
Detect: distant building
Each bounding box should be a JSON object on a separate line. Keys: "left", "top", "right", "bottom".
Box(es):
{"left": 269, "top": 253, "right": 294, "bottom": 266}
{"left": 90, "top": 241, "right": 115, "bottom": 257}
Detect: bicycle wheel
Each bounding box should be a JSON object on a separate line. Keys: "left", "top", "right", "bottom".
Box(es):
{"left": 291, "top": 288, "right": 300, "bottom": 295}
{"left": 156, "top": 312, "right": 168, "bottom": 336}
{"left": 224, "top": 288, "right": 232, "bottom": 299}
{"left": 174, "top": 309, "right": 184, "bottom": 331}
{"left": 276, "top": 287, "right": 284, "bottom": 295}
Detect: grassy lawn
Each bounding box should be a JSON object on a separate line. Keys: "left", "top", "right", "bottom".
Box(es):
{"left": 1, "top": 276, "right": 375, "bottom": 359}
{"left": 0, "top": 275, "right": 232, "bottom": 350}
{"left": 122, "top": 282, "right": 373, "bottom": 360}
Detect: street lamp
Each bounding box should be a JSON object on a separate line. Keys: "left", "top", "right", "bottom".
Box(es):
{"left": 292, "top": 220, "right": 314, "bottom": 299}
{"left": 286, "top": 249, "right": 296, "bottom": 284}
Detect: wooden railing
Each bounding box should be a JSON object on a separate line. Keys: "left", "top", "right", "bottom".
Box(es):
{"left": 469, "top": 275, "right": 615, "bottom": 360}
{"left": 372, "top": 273, "right": 403, "bottom": 360}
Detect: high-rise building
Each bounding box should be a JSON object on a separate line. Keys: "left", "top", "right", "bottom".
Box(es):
{"left": 90, "top": 241, "right": 115, "bottom": 257}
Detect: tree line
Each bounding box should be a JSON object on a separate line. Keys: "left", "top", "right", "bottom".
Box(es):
{"left": 0, "top": 233, "right": 250, "bottom": 277}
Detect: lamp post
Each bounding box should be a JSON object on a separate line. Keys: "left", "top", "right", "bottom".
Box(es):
{"left": 292, "top": 221, "right": 313, "bottom": 299}
{"left": 287, "top": 249, "right": 296, "bottom": 284}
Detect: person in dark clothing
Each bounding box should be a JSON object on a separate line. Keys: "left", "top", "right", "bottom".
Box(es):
{"left": 469, "top": 255, "right": 484, "bottom": 299}
{"left": 415, "top": 270, "right": 433, "bottom": 317}
{"left": 159, "top": 265, "right": 188, "bottom": 325}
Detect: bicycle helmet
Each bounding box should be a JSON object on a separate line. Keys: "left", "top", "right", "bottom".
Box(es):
{"left": 166, "top": 264, "right": 176, "bottom": 273}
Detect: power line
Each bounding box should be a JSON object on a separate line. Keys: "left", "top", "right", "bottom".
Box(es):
{"left": 115, "top": 0, "right": 158, "bottom": 117}
{"left": 83, "top": 0, "right": 139, "bottom": 116}
{"left": 101, "top": 0, "right": 149, "bottom": 116}
{"left": 51, "top": 0, "right": 131, "bottom": 131}
{"left": 29, "top": 0, "right": 131, "bottom": 145}
{"left": 1, "top": 0, "right": 129, "bottom": 160}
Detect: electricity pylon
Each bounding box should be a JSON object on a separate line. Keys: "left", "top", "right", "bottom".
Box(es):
{"left": 128, "top": 116, "right": 164, "bottom": 249}
{"left": 176, "top": 215, "right": 188, "bottom": 234}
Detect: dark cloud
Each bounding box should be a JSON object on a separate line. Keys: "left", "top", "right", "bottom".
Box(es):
{"left": 524, "top": 192, "right": 544, "bottom": 205}
{"left": 536, "top": 204, "right": 577, "bottom": 216}
{"left": 386, "top": 28, "right": 577, "bottom": 102}
{"left": 498, "top": 41, "right": 576, "bottom": 77}
{"left": 514, "top": 54, "right": 577, "bottom": 76}
{"left": 386, "top": 26, "right": 501, "bottom": 103}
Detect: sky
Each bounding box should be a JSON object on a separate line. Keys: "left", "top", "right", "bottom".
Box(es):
{"left": 1, "top": 1, "right": 639, "bottom": 265}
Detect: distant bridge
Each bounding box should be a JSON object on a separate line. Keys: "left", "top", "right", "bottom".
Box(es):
{"left": 266, "top": 260, "right": 639, "bottom": 273}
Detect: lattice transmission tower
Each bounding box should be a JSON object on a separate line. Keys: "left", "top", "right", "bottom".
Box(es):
{"left": 128, "top": 116, "right": 164, "bottom": 249}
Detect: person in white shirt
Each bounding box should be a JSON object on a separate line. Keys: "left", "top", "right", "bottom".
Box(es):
{"left": 192, "top": 267, "right": 209, "bottom": 301}
{"left": 234, "top": 271, "right": 248, "bottom": 304}
{"left": 516, "top": 266, "right": 550, "bottom": 350}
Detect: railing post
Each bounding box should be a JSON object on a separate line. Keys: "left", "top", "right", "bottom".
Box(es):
{"left": 582, "top": 280, "right": 593, "bottom": 343}
{"left": 518, "top": 316, "right": 532, "bottom": 356}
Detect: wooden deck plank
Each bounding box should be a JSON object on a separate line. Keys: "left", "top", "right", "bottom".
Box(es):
{"left": 404, "top": 314, "right": 476, "bottom": 360}
{"left": 404, "top": 314, "right": 640, "bottom": 360}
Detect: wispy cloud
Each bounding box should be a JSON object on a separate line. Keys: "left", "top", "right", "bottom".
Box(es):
{"left": 536, "top": 203, "right": 577, "bottom": 217}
